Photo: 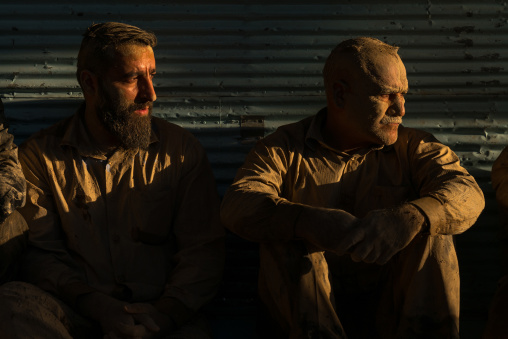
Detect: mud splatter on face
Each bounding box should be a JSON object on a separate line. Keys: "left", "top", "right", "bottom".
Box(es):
{"left": 323, "top": 37, "right": 409, "bottom": 150}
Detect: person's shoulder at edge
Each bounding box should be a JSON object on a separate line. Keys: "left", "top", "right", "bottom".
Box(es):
{"left": 19, "top": 114, "right": 76, "bottom": 152}
{"left": 257, "top": 113, "right": 315, "bottom": 151}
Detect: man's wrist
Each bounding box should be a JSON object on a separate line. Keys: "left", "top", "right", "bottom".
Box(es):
{"left": 406, "top": 203, "right": 430, "bottom": 234}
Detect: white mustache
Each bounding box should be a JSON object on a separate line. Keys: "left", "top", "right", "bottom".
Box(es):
{"left": 381, "top": 116, "right": 402, "bottom": 124}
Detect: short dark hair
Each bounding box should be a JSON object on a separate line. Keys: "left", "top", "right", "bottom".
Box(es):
{"left": 76, "top": 22, "right": 157, "bottom": 87}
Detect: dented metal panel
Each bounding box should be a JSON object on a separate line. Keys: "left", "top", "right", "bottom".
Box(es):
{"left": 0, "top": 1, "right": 506, "bottom": 336}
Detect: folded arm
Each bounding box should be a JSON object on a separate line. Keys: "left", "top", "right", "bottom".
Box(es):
{"left": 221, "top": 139, "right": 358, "bottom": 253}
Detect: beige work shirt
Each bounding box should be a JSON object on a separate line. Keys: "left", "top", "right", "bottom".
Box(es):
{"left": 18, "top": 108, "right": 224, "bottom": 324}
{"left": 221, "top": 108, "right": 485, "bottom": 338}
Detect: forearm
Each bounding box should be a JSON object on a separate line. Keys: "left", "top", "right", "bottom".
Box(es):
{"left": 295, "top": 204, "right": 358, "bottom": 239}
{"left": 221, "top": 188, "right": 301, "bottom": 242}
{"left": 410, "top": 181, "right": 484, "bottom": 236}
{"left": 411, "top": 135, "right": 485, "bottom": 236}
{"left": 21, "top": 246, "right": 96, "bottom": 307}
{"left": 222, "top": 187, "right": 359, "bottom": 251}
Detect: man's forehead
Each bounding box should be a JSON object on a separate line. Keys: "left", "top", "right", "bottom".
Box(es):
{"left": 116, "top": 43, "right": 153, "bottom": 55}
{"left": 109, "top": 45, "right": 155, "bottom": 68}
{"left": 358, "top": 54, "right": 408, "bottom": 92}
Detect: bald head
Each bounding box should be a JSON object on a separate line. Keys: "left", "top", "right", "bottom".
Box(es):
{"left": 323, "top": 37, "right": 407, "bottom": 98}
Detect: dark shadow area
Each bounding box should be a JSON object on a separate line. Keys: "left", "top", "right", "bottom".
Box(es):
{"left": 204, "top": 230, "right": 259, "bottom": 339}
{"left": 0, "top": 211, "right": 28, "bottom": 285}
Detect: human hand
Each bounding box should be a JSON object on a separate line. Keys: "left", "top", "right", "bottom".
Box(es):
{"left": 98, "top": 299, "right": 161, "bottom": 339}
{"left": 337, "top": 204, "right": 425, "bottom": 265}
{"left": 122, "top": 303, "right": 175, "bottom": 338}
{"left": 296, "top": 207, "right": 359, "bottom": 253}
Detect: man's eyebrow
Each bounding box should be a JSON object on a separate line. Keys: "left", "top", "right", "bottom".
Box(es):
{"left": 123, "top": 69, "right": 156, "bottom": 77}
{"left": 378, "top": 86, "right": 408, "bottom": 94}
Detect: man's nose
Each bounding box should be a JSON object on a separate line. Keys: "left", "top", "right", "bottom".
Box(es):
{"left": 390, "top": 94, "right": 405, "bottom": 117}
{"left": 138, "top": 77, "right": 157, "bottom": 103}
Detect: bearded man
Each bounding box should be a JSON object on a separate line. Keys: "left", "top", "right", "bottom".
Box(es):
{"left": 220, "top": 37, "right": 485, "bottom": 338}
{"left": 0, "top": 22, "right": 224, "bottom": 339}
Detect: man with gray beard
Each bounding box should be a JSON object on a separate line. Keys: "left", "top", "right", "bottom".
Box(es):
{"left": 0, "top": 22, "right": 224, "bottom": 339}
{"left": 221, "top": 37, "right": 485, "bottom": 338}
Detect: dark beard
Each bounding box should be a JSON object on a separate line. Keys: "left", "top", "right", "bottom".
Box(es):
{"left": 96, "top": 82, "right": 152, "bottom": 150}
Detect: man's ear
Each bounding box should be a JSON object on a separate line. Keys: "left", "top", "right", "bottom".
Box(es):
{"left": 332, "top": 80, "right": 348, "bottom": 108}
{"left": 80, "top": 70, "right": 98, "bottom": 95}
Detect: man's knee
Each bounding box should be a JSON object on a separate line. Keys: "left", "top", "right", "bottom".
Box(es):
{"left": 0, "top": 211, "right": 28, "bottom": 283}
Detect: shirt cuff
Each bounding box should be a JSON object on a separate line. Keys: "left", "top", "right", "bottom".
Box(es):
{"left": 410, "top": 196, "right": 446, "bottom": 235}
{"left": 153, "top": 297, "right": 195, "bottom": 328}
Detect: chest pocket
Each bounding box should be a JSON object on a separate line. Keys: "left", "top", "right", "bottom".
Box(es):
{"left": 128, "top": 189, "right": 175, "bottom": 245}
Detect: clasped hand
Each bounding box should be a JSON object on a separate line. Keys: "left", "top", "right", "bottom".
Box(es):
{"left": 100, "top": 300, "right": 173, "bottom": 339}
{"left": 336, "top": 204, "right": 425, "bottom": 265}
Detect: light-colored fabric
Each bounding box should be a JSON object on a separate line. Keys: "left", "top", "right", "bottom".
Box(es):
{"left": 0, "top": 281, "right": 100, "bottom": 339}
{"left": 221, "top": 108, "right": 485, "bottom": 338}
{"left": 18, "top": 107, "right": 224, "bottom": 326}
{"left": 0, "top": 99, "right": 26, "bottom": 223}
{"left": 0, "top": 281, "right": 212, "bottom": 339}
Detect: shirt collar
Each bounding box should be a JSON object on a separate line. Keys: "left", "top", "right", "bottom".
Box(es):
{"left": 305, "top": 107, "right": 385, "bottom": 156}
{"left": 60, "top": 103, "right": 159, "bottom": 160}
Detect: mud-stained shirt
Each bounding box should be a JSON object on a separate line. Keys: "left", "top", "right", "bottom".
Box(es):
{"left": 222, "top": 108, "right": 484, "bottom": 240}
{"left": 0, "top": 99, "right": 25, "bottom": 222}
{"left": 18, "top": 107, "right": 224, "bottom": 324}
{"left": 221, "top": 108, "right": 485, "bottom": 337}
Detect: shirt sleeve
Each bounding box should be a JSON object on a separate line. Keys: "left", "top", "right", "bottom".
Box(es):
{"left": 0, "top": 99, "right": 26, "bottom": 223}
{"left": 406, "top": 131, "right": 485, "bottom": 236}
{"left": 18, "top": 139, "right": 96, "bottom": 307}
{"left": 155, "top": 139, "right": 225, "bottom": 326}
{"left": 221, "top": 136, "right": 311, "bottom": 242}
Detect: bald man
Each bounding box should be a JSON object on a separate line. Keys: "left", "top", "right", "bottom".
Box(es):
{"left": 221, "top": 37, "right": 484, "bottom": 338}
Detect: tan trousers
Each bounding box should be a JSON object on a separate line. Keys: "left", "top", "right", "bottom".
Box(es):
{"left": 258, "top": 233, "right": 460, "bottom": 339}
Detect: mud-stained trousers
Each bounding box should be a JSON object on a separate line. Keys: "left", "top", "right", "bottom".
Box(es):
{"left": 0, "top": 281, "right": 213, "bottom": 339}
{"left": 257, "top": 233, "right": 460, "bottom": 339}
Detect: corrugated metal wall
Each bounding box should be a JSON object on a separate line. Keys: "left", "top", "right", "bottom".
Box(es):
{"left": 1, "top": 1, "right": 507, "bottom": 337}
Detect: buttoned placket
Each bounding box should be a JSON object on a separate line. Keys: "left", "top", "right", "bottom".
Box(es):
{"left": 102, "top": 153, "right": 126, "bottom": 287}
